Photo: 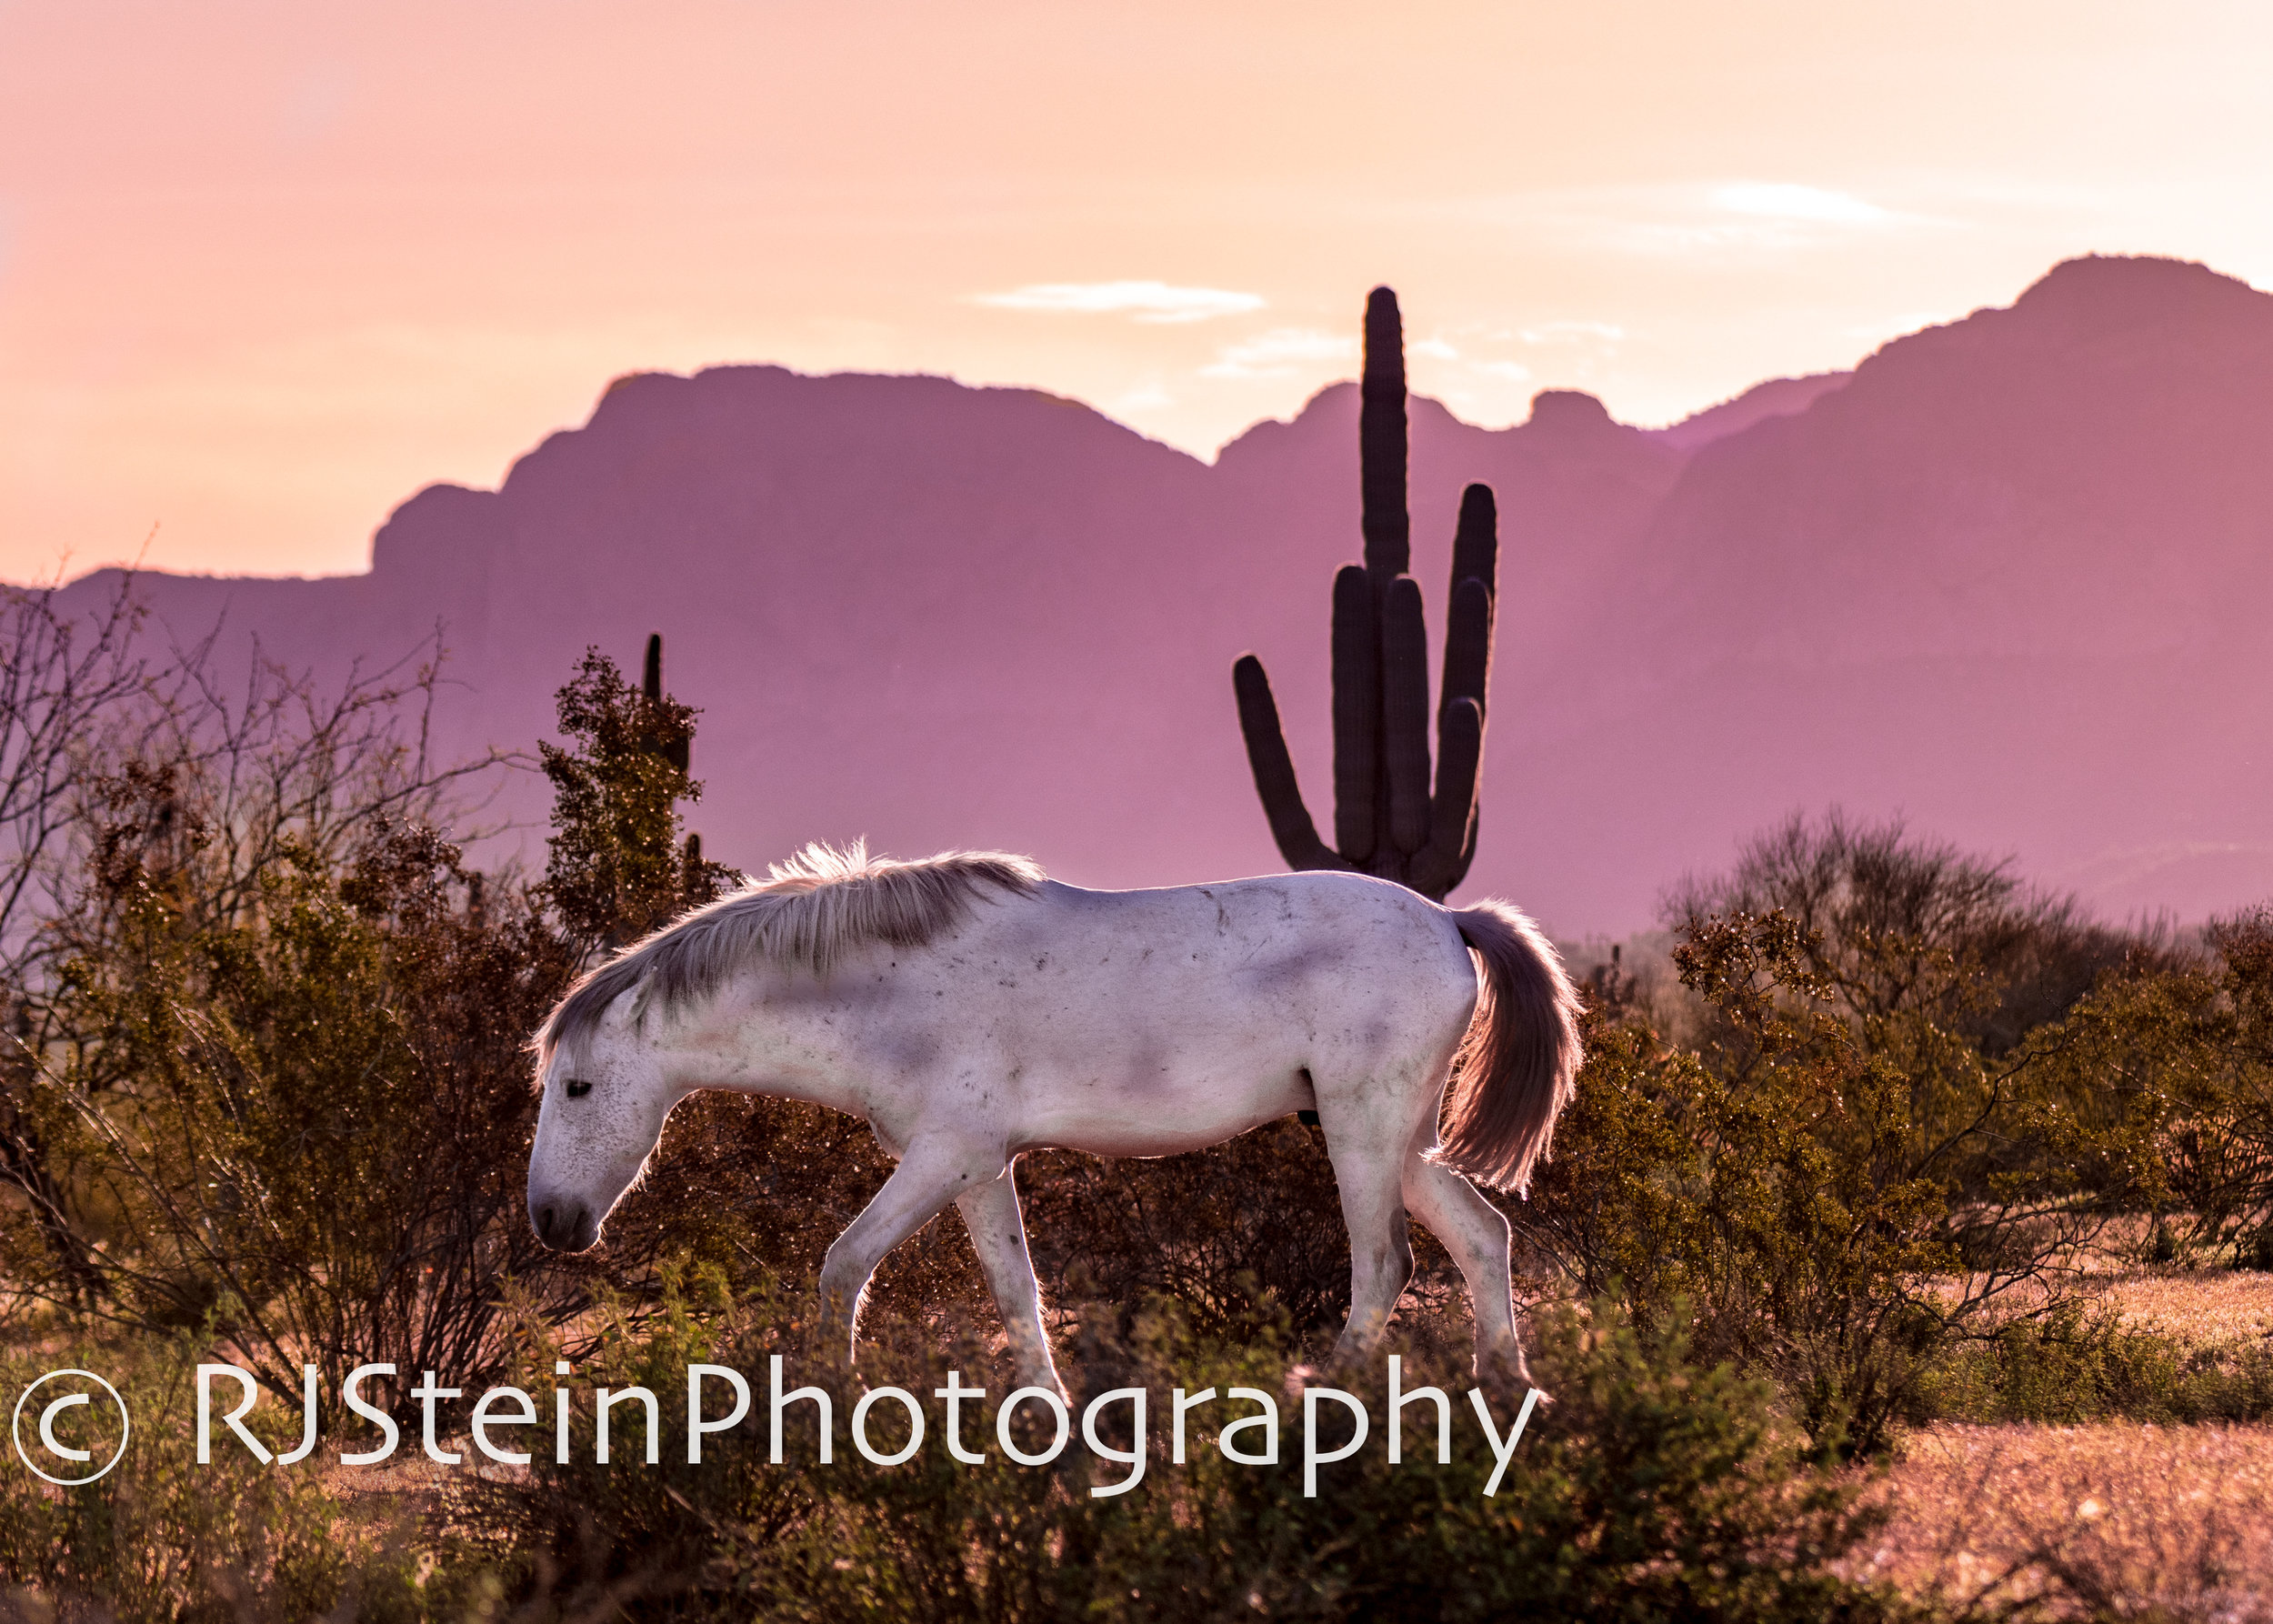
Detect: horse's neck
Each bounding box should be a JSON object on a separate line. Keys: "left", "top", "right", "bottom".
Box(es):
{"left": 654, "top": 973, "right": 875, "bottom": 1119}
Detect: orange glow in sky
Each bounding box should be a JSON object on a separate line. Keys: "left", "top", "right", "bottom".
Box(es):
{"left": 4, "top": 1, "right": 2271, "bottom": 580}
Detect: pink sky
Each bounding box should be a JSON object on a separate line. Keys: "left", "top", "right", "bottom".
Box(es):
{"left": 4, "top": 0, "right": 2270, "bottom": 581}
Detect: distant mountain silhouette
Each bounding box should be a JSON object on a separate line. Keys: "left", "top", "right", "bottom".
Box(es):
{"left": 1644, "top": 372, "right": 1850, "bottom": 452}
{"left": 55, "top": 255, "right": 2273, "bottom": 931}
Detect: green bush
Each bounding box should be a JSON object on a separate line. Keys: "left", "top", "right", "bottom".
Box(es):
{"left": 1912, "top": 1303, "right": 2273, "bottom": 1428}
{"left": 1517, "top": 816, "right": 2192, "bottom": 1458}
{"left": 448, "top": 1288, "right": 1920, "bottom": 1624}
{"left": 0, "top": 1337, "right": 426, "bottom": 1622}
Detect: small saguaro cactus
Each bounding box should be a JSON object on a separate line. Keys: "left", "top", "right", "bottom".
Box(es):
{"left": 644, "top": 634, "right": 713, "bottom": 903}
{"left": 643, "top": 633, "right": 692, "bottom": 776}
{"left": 1232, "top": 287, "right": 1499, "bottom": 903}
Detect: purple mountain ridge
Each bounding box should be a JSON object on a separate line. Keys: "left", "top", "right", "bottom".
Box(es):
{"left": 53, "top": 255, "right": 2273, "bottom": 933}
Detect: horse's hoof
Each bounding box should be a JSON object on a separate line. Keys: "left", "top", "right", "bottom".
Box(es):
{"left": 1477, "top": 1355, "right": 1542, "bottom": 1404}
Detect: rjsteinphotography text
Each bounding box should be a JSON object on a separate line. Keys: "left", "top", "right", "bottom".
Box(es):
{"left": 141, "top": 1356, "right": 1543, "bottom": 1499}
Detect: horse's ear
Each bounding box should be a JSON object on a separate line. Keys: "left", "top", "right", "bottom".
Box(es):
{"left": 600, "top": 977, "right": 649, "bottom": 1032}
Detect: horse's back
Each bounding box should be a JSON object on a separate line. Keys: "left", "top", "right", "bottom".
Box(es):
{"left": 984, "top": 871, "right": 1473, "bottom": 1070}
{"left": 831, "top": 870, "right": 1478, "bottom": 1158}
{"left": 1033, "top": 869, "right": 1469, "bottom": 996}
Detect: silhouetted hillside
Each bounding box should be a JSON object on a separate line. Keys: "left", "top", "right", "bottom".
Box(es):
{"left": 55, "top": 256, "right": 2273, "bottom": 930}
{"left": 1643, "top": 372, "right": 1850, "bottom": 451}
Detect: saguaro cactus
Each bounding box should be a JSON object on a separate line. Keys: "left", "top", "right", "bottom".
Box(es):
{"left": 643, "top": 633, "right": 713, "bottom": 899}
{"left": 1232, "top": 287, "right": 1498, "bottom": 902}
{"left": 643, "top": 633, "right": 692, "bottom": 776}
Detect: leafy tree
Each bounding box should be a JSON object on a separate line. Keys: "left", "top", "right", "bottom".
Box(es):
{"left": 539, "top": 643, "right": 731, "bottom": 953}
{"left": 1520, "top": 815, "right": 2183, "bottom": 1457}
{"left": 2138, "top": 907, "right": 2273, "bottom": 1264}
{"left": 1665, "top": 809, "right": 2147, "bottom": 1059}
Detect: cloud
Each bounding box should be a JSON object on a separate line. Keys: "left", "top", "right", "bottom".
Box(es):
{"left": 1518, "top": 320, "right": 1626, "bottom": 346}
{"left": 1468, "top": 359, "right": 1533, "bottom": 382}
{"left": 971, "top": 281, "right": 1265, "bottom": 324}
{"left": 1711, "top": 183, "right": 1891, "bottom": 226}
{"left": 1198, "top": 327, "right": 1357, "bottom": 379}
{"left": 1108, "top": 377, "right": 1175, "bottom": 415}
{"left": 1438, "top": 178, "right": 1925, "bottom": 264}
{"left": 1409, "top": 336, "right": 1459, "bottom": 361}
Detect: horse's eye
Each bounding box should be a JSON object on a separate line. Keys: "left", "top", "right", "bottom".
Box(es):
{"left": 564, "top": 1078, "right": 593, "bottom": 1099}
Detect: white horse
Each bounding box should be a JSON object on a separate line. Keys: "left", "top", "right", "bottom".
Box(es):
{"left": 527, "top": 843, "right": 1582, "bottom": 1398}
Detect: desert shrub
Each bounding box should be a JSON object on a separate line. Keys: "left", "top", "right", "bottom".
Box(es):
{"left": 4, "top": 773, "right": 588, "bottom": 1379}
{"left": 1517, "top": 816, "right": 2191, "bottom": 1458}
{"left": 33, "top": 813, "right": 596, "bottom": 1396}
{"left": 1665, "top": 812, "right": 2150, "bottom": 1061}
{"left": 538, "top": 645, "right": 732, "bottom": 955}
{"left": 0, "top": 607, "right": 602, "bottom": 1394}
{"left": 451, "top": 1290, "right": 1921, "bottom": 1624}
{"left": 2155, "top": 907, "right": 2273, "bottom": 1263}
{"left": 1912, "top": 1303, "right": 2273, "bottom": 1428}
{"left": 0, "top": 637, "right": 762, "bottom": 1409}
{"left": 0, "top": 587, "right": 505, "bottom": 1322}
{"left": 0, "top": 1335, "right": 426, "bottom": 1621}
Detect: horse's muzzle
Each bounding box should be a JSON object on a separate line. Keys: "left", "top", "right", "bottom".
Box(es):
{"left": 530, "top": 1196, "right": 599, "bottom": 1253}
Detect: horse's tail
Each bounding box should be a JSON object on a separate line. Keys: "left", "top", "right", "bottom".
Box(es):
{"left": 1428, "top": 899, "right": 1584, "bottom": 1197}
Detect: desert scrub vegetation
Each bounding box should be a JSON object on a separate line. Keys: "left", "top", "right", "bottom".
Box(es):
{"left": 0, "top": 1331, "right": 434, "bottom": 1619}
{"left": 4, "top": 577, "right": 2273, "bottom": 1619}
{"left": 1515, "top": 811, "right": 2273, "bottom": 1452}
{"left": 0, "top": 1285, "right": 1926, "bottom": 1623}
{"left": 440, "top": 1287, "right": 1930, "bottom": 1623}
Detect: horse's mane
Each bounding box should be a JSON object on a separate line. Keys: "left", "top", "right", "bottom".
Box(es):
{"left": 536, "top": 841, "right": 1045, "bottom": 1067}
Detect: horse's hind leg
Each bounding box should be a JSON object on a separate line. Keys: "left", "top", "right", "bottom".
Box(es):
{"left": 1322, "top": 1138, "right": 1416, "bottom": 1368}
{"left": 955, "top": 1165, "right": 1065, "bottom": 1398}
{"left": 1403, "top": 1154, "right": 1530, "bottom": 1387}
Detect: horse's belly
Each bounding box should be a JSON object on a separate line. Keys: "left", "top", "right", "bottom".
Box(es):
{"left": 1012, "top": 1068, "right": 1314, "bottom": 1158}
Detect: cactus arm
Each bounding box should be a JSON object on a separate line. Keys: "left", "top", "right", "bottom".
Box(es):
{"left": 1439, "top": 575, "right": 1494, "bottom": 727}
{"left": 1382, "top": 575, "right": 1433, "bottom": 855}
{"left": 1443, "top": 486, "right": 1497, "bottom": 729}
{"left": 1412, "top": 695, "right": 1484, "bottom": 897}
{"left": 1234, "top": 655, "right": 1350, "bottom": 872}
{"left": 1449, "top": 483, "right": 1498, "bottom": 606}
{"left": 1328, "top": 564, "right": 1381, "bottom": 863}
{"left": 1360, "top": 288, "right": 1411, "bottom": 580}
{"left": 1415, "top": 488, "right": 1498, "bottom": 896}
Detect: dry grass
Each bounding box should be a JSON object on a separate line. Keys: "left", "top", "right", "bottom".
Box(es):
{"left": 1853, "top": 1423, "right": 2273, "bottom": 1620}
{"left": 1884, "top": 1227, "right": 2273, "bottom": 1614}
{"left": 2094, "top": 1269, "right": 2273, "bottom": 1348}
{"left": 1932, "top": 1210, "right": 2273, "bottom": 1355}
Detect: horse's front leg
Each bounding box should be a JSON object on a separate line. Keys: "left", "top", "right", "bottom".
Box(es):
{"left": 955, "top": 1165, "right": 1065, "bottom": 1400}
{"left": 816, "top": 1140, "right": 999, "bottom": 1372}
